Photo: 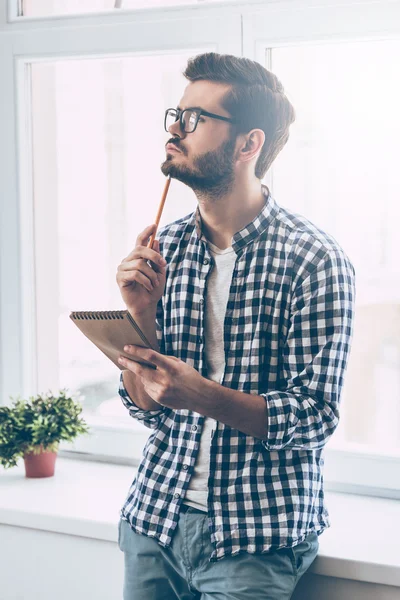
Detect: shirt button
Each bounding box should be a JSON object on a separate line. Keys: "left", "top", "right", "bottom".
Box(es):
{"left": 182, "top": 464, "right": 189, "bottom": 471}
{"left": 198, "top": 337, "right": 202, "bottom": 344}
{"left": 174, "top": 493, "right": 180, "bottom": 499}
{"left": 203, "top": 258, "right": 210, "bottom": 265}
{"left": 191, "top": 425, "right": 198, "bottom": 432}
{"left": 199, "top": 298, "right": 204, "bottom": 305}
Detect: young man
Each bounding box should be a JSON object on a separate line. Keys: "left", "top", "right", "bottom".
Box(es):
{"left": 116, "top": 52, "right": 355, "bottom": 599}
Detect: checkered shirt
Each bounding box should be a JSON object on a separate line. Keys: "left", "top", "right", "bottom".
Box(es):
{"left": 118, "top": 184, "right": 356, "bottom": 562}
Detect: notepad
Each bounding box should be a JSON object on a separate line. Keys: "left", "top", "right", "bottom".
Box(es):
{"left": 69, "top": 310, "right": 157, "bottom": 370}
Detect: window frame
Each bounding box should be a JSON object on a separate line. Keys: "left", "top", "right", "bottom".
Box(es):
{"left": 1, "top": 0, "right": 400, "bottom": 499}
{"left": 5, "top": 0, "right": 260, "bottom": 24}
{"left": 0, "top": 0, "right": 244, "bottom": 467}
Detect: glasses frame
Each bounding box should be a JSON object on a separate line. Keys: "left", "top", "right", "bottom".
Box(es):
{"left": 164, "top": 107, "right": 237, "bottom": 133}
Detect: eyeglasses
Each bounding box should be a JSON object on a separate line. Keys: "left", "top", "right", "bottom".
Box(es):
{"left": 164, "top": 107, "right": 237, "bottom": 134}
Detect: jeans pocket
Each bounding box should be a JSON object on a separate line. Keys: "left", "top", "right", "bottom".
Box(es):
{"left": 285, "top": 546, "right": 299, "bottom": 577}
{"left": 291, "top": 532, "right": 319, "bottom": 580}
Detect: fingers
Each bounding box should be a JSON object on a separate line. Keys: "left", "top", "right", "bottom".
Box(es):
{"left": 117, "top": 226, "right": 167, "bottom": 297}
{"left": 122, "top": 248, "right": 165, "bottom": 271}
{"left": 123, "top": 226, "right": 166, "bottom": 268}
{"left": 119, "top": 259, "right": 163, "bottom": 290}
{"left": 136, "top": 224, "right": 157, "bottom": 248}
{"left": 119, "top": 269, "right": 155, "bottom": 293}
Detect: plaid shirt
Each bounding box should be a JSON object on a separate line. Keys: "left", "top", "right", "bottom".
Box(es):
{"left": 118, "top": 184, "right": 355, "bottom": 562}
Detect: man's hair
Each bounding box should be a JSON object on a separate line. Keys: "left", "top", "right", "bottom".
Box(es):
{"left": 183, "top": 52, "right": 295, "bottom": 180}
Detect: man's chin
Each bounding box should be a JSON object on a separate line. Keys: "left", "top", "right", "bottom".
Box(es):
{"left": 160, "top": 162, "right": 217, "bottom": 192}
{"left": 162, "top": 172, "right": 195, "bottom": 188}
{"left": 161, "top": 162, "right": 192, "bottom": 183}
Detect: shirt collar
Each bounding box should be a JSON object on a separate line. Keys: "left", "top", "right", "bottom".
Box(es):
{"left": 191, "top": 184, "right": 278, "bottom": 253}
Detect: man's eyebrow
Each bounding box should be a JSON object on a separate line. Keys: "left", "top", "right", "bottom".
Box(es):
{"left": 176, "top": 105, "right": 206, "bottom": 112}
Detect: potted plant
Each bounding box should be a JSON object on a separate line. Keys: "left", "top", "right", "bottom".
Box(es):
{"left": 0, "top": 388, "right": 91, "bottom": 478}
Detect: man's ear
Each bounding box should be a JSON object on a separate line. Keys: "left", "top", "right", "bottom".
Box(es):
{"left": 238, "top": 129, "right": 265, "bottom": 160}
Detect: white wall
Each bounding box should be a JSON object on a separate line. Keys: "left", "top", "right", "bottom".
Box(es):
{"left": 0, "top": 524, "right": 123, "bottom": 599}
{"left": 293, "top": 573, "right": 399, "bottom": 600}
{"left": 1, "top": 524, "right": 398, "bottom": 600}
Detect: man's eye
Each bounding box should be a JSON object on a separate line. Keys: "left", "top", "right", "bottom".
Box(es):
{"left": 198, "top": 118, "right": 205, "bottom": 123}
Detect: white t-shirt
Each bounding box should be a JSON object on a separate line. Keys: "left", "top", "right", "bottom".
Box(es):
{"left": 182, "top": 237, "right": 237, "bottom": 512}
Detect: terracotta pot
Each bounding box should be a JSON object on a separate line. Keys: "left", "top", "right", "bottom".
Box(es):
{"left": 23, "top": 445, "right": 58, "bottom": 478}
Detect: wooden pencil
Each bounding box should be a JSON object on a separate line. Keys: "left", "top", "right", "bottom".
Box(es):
{"left": 147, "top": 175, "right": 171, "bottom": 249}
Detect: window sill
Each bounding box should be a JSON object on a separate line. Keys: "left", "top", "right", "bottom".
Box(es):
{"left": 0, "top": 456, "right": 399, "bottom": 587}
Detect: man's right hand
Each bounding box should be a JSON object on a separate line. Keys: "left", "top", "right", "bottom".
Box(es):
{"left": 116, "top": 224, "right": 167, "bottom": 315}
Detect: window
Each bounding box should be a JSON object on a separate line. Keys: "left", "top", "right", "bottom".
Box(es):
{"left": 1, "top": 1, "right": 242, "bottom": 463}
{"left": 268, "top": 40, "right": 400, "bottom": 454}
{"left": 30, "top": 51, "right": 205, "bottom": 424}
{"left": 2, "top": 0, "right": 400, "bottom": 494}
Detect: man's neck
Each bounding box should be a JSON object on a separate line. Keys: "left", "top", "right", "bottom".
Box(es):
{"left": 198, "top": 182, "right": 267, "bottom": 250}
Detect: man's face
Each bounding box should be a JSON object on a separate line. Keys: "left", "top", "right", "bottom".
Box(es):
{"left": 160, "top": 80, "right": 238, "bottom": 197}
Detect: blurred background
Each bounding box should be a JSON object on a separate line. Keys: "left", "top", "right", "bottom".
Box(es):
{"left": 1, "top": 2, "right": 400, "bottom": 600}
{"left": 28, "top": 34, "right": 400, "bottom": 453}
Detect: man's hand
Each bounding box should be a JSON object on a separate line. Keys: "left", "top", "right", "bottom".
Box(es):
{"left": 118, "top": 346, "right": 204, "bottom": 410}
{"left": 119, "top": 345, "right": 269, "bottom": 440}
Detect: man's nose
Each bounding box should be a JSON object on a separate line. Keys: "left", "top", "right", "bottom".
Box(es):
{"left": 168, "top": 117, "right": 184, "bottom": 137}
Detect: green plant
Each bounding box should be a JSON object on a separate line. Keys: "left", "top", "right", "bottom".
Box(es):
{"left": 0, "top": 388, "right": 91, "bottom": 469}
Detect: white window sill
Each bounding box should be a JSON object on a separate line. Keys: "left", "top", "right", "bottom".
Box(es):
{"left": 0, "top": 456, "right": 399, "bottom": 588}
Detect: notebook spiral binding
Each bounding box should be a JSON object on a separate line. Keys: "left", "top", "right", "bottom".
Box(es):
{"left": 70, "top": 311, "right": 126, "bottom": 320}
{"left": 70, "top": 309, "right": 154, "bottom": 351}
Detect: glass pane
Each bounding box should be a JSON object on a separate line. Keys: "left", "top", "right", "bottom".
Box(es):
{"left": 30, "top": 50, "right": 207, "bottom": 421}
{"left": 22, "top": 0, "right": 232, "bottom": 18}
{"left": 269, "top": 40, "right": 400, "bottom": 453}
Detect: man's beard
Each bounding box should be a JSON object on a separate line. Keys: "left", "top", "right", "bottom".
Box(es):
{"left": 160, "top": 133, "right": 237, "bottom": 200}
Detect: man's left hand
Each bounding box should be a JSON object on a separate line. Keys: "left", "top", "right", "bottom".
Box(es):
{"left": 118, "top": 346, "right": 204, "bottom": 410}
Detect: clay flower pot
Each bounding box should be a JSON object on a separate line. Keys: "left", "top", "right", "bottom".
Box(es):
{"left": 23, "top": 445, "right": 58, "bottom": 478}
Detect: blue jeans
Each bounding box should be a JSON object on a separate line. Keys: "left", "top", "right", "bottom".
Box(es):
{"left": 118, "top": 506, "right": 319, "bottom": 599}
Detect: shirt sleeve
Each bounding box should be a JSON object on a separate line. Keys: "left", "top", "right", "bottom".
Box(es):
{"left": 117, "top": 296, "right": 166, "bottom": 430}
{"left": 261, "top": 248, "right": 356, "bottom": 451}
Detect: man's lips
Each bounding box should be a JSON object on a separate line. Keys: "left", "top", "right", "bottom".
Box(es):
{"left": 166, "top": 144, "right": 182, "bottom": 153}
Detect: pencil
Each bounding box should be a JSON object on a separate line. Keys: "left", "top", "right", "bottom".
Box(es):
{"left": 147, "top": 175, "right": 171, "bottom": 249}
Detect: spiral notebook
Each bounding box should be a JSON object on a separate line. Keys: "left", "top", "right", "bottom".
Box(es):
{"left": 69, "top": 310, "right": 157, "bottom": 370}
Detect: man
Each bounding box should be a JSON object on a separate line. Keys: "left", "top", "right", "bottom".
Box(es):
{"left": 116, "top": 52, "right": 355, "bottom": 599}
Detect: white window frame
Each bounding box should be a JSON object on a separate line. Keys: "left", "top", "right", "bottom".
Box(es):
{"left": 0, "top": 0, "right": 244, "bottom": 467}
{"left": 1, "top": 0, "right": 400, "bottom": 498}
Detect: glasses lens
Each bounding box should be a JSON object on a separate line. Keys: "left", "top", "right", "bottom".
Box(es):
{"left": 165, "top": 109, "right": 199, "bottom": 132}
{"left": 181, "top": 109, "right": 199, "bottom": 133}
{"left": 165, "top": 109, "right": 179, "bottom": 132}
